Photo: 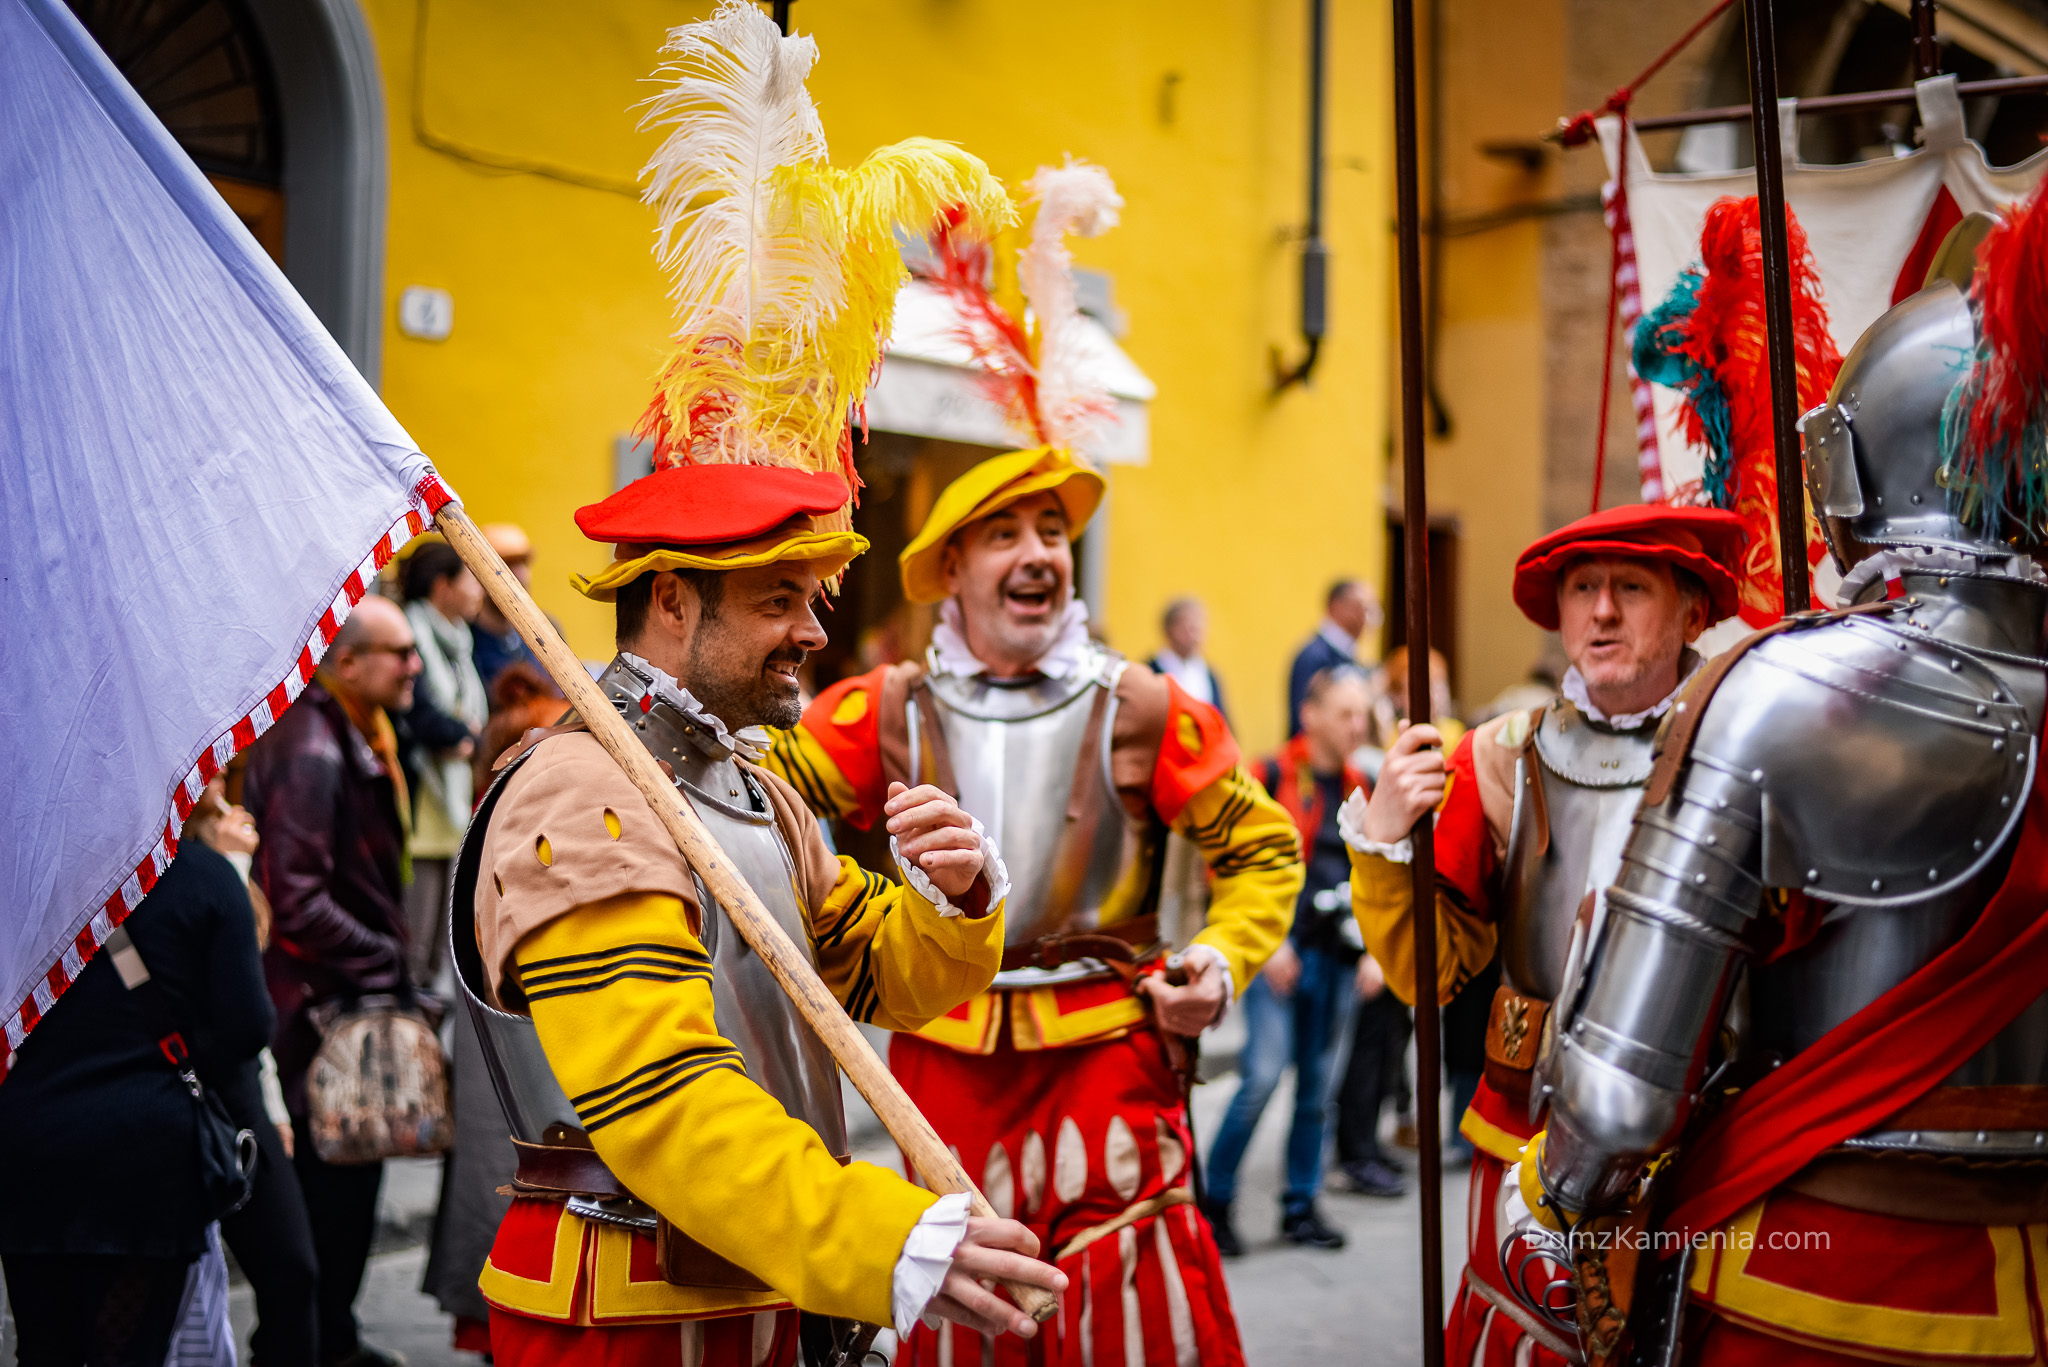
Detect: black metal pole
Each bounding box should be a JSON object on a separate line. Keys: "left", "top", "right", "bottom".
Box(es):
{"left": 772, "top": 0, "right": 793, "bottom": 34}
{"left": 1274, "top": 0, "right": 1330, "bottom": 390}
{"left": 1393, "top": 0, "right": 1447, "bottom": 1359}
{"left": 1743, "top": 0, "right": 1810, "bottom": 617}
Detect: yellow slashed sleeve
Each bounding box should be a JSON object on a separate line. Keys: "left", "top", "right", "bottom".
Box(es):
{"left": 1348, "top": 850, "right": 1498, "bottom": 1007}
{"left": 518, "top": 891, "right": 935, "bottom": 1325}
{"left": 1173, "top": 764, "right": 1304, "bottom": 992}
{"left": 808, "top": 856, "right": 1006, "bottom": 1033}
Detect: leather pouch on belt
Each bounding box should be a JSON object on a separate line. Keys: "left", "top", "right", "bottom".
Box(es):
{"left": 1485, "top": 985, "right": 1549, "bottom": 1103}
{"left": 657, "top": 1219, "right": 773, "bottom": 1291}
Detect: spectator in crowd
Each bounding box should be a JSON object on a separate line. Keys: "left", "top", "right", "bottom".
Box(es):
{"left": 1287, "top": 579, "right": 1382, "bottom": 735}
{"left": 1333, "top": 644, "right": 1460, "bottom": 1187}
{"left": 1200, "top": 665, "right": 1373, "bottom": 1255}
{"left": 243, "top": 594, "right": 417, "bottom": 1367}
{"left": 0, "top": 831, "right": 274, "bottom": 1365}
{"left": 467, "top": 521, "right": 545, "bottom": 693}
{"left": 471, "top": 659, "right": 569, "bottom": 792}
{"left": 399, "top": 541, "right": 487, "bottom": 987}
{"left": 1149, "top": 595, "right": 1229, "bottom": 721}
{"left": 187, "top": 779, "right": 320, "bottom": 1367}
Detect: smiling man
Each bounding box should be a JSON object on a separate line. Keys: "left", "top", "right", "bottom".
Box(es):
{"left": 453, "top": 463, "right": 1066, "bottom": 1366}
{"left": 1338, "top": 503, "right": 1742, "bottom": 1367}
{"left": 768, "top": 446, "right": 1301, "bottom": 1367}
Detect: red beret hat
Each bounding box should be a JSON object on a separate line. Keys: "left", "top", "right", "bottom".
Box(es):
{"left": 574, "top": 464, "right": 850, "bottom": 545}
{"left": 1512, "top": 504, "right": 1744, "bottom": 631}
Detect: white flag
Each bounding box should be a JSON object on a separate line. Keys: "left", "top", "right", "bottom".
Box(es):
{"left": 0, "top": 0, "right": 455, "bottom": 1060}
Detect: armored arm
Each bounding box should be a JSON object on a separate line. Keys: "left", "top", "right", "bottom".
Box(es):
{"left": 1537, "top": 744, "right": 1762, "bottom": 1214}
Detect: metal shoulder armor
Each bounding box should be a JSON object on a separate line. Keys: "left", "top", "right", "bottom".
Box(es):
{"left": 1540, "top": 609, "right": 2035, "bottom": 1211}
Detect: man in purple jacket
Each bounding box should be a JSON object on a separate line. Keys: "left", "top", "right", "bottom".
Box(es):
{"left": 244, "top": 593, "right": 419, "bottom": 1367}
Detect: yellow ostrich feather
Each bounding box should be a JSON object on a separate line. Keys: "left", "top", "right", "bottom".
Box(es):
{"left": 634, "top": 1, "right": 1014, "bottom": 487}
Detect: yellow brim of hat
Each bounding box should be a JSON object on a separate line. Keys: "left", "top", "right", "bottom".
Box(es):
{"left": 898, "top": 447, "right": 1106, "bottom": 604}
{"left": 570, "top": 529, "right": 869, "bottom": 602}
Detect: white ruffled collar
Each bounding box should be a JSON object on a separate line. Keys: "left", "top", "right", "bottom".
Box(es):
{"left": 929, "top": 597, "right": 1093, "bottom": 681}
{"left": 1560, "top": 648, "right": 1703, "bottom": 731}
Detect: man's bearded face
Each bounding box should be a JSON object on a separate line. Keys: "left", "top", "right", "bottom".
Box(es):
{"left": 678, "top": 565, "right": 825, "bottom": 732}
{"left": 1555, "top": 556, "right": 1699, "bottom": 706}
{"left": 941, "top": 491, "right": 1074, "bottom": 675}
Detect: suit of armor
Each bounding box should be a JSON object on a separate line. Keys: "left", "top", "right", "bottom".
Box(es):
{"left": 771, "top": 630, "right": 1300, "bottom": 1367}
{"left": 1536, "top": 280, "right": 2048, "bottom": 1365}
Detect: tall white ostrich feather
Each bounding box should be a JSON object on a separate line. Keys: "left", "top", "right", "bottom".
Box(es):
{"left": 1018, "top": 160, "right": 1124, "bottom": 453}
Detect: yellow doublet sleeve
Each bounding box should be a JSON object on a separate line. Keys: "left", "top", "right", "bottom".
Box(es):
{"left": 1348, "top": 850, "right": 1498, "bottom": 1007}
{"left": 1174, "top": 764, "right": 1303, "bottom": 992}
{"left": 809, "top": 856, "right": 1005, "bottom": 1033}
{"left": 518, "top": 891, "right": 935, "bottom": 1324}
{"left": 764, "top": 724, "right": 864, "bottom": 823}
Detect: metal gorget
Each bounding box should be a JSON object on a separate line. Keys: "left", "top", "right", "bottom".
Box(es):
{"left": 918, "top": 642, "right": 1135, "bottom": 986}
{"left": 1499, "top": 698, "right": 1658, "bottom": 1004}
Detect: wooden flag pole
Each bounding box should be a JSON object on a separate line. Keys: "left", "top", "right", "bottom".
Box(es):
{"left": 1392, "top": 0, "right": 1449, "bottom": 1358}
{"left": 436, "top": 503, "right": 1059, "bottom": 1323}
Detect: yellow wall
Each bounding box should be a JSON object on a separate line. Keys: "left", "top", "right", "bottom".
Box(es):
{"left": 361, "top": 0, "right": 1393, "bottom": 757}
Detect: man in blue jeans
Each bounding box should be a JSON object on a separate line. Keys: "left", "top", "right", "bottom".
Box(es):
{"left": 1201, "top": 665, "right": 1373, "bottom": 1253}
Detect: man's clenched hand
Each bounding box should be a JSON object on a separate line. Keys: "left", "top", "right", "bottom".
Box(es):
{"left": 926, "top": 1217, "right": 1067, "bottom": 1339}
{"left": 1361, "top": 723, "right": 1446, "bottom": 845}
{"left": 886, "top": 781, "right": 985, "bottom": 901}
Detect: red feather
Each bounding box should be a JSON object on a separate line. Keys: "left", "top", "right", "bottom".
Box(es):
{"left": 1672, "top": 197, "right": 1841, "bottom": 624}
{"left": 924, "top": 208, "right": 1046, "bottom": 446}
{"left": 1956, "top": 182, "right": 2048, "bottom": 517}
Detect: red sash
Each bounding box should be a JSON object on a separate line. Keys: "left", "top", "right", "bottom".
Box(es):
{"left": 1662, "top": 734, "right": 2048, "bottom": 1240}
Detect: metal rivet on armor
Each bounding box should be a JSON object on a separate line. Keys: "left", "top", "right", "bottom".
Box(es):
{"left": 1928, "top": 868, "right": 1939, "bottom": 881}
{"left": 635, "top": 718, "right": 647, "bottom": 730}
{"left": 1978, "top": 705, "right": 1990, "bottom": 717}
{"left": 729, "top": 788, "right": 739, "bottom": 797}
{"left": 1995, "top": 739, "right": 2006, "bottom": 752}
{"left": 1875, "top": 495, "right": 1885, "bottom": 507}
{"left": 1908, "top": 1132, "right": 1920, "bottom": 1144}
{"left": 1806, "top": 868, "right": 1820, "bottom": 882}
{"left": 1871, "top": 879, "right": 1883, "bottom": 892}
{"left": 2035, "top": 1133, "right": 2045, "bottom": 1146}
{"left": 1694, "top": 873, "right": 1707, "bottom": 885}
{"left": 2002, "top": 796, "right": 2012, "bottom": 807}
{"left": 1952, "top": 660, "right": 1963, "bottom": 671}
{"left": 1975, "top": 839, "right": 1986, "bottom": 851}
{"left": 1977, "top": 1131, "right": 1989, "bottom": 1144}
{"left": 1750, "top": 769, "right": 1764, "bottom": 783}
{"left": 1911, "top": 492, "right": 1923, "bottom": 504}
{"left": 1908, "top": 597, "right": 1920, "bottom": 605}
{"left": 1939, "top": 577, "right": 1949, "bottom": 587}
{"left": 1705, "top": 834, "right": 1718, "bottom": 846}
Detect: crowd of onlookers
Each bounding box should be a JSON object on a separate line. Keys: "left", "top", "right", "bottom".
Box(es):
{"left": 0, "top": 525, "right": 559, "bottom": 1367}
{"left": 0, "top": 545, "right": 1532, "bottom": 1363}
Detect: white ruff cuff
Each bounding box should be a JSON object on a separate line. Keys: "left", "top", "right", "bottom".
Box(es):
{"left": 1338, "top": 787, "right": 1414, "bottom": 862}
{"left": 891, "top": 814, "right": 1010, "bottom": 917}
{"left": 896, "top": 1191, "right": 971, "bottom": 1335}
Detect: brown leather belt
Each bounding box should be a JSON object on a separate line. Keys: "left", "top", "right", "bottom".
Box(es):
{"left": 1001, "top": 915, "right": 1160, "bottom": 974}
{"left": 511, "top": 1137, "right": 630, "bottom": 1199}
{"left": 1880, "top": 1084, "right": 2048, "bottom": 1132}
{"left": 1789, "top": 1151, "right": 2048, "bottom": 1224}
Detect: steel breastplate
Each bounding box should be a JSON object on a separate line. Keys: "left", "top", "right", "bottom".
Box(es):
{"left": 596, "top": 657, "right": 849, "bottom": 1158}
{"left": 919, "top": 647, "right": 1133, "bottom": 960}
{"left": 1499, "top": 700, "right": 1656, "bottom": 1002}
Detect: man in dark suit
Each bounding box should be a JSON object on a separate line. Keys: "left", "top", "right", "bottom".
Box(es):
{"left": 1286, "top": 579, "right": 1380, "bottom": 736}
{"left": 1148, "top": 595, "right": 1229, "bottom": 724}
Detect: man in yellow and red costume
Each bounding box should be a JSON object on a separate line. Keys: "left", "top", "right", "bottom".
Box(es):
{"left": 1344, "top": 501, "right": 1743, "bottom": 1366}
{"left": 452, "top": 461, "right": 1065, "bottom": 1366}
{"left": 767, "top": 446, "right": 1302, "bottom": 1366}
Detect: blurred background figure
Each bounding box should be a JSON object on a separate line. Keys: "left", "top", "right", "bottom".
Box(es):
{"left": 467, "top": 522, "right": 543, "bottom": 693}
{"left": 186, "top": 778, "right": 320, "bottom": 1367}
{"left": 1356, "top": 645, "right": 1464, "bottom": 783}
{"left": 1201, "top": 664, "right": 1373, "bottom": 1255}
{"left": 1149, "top": 594, "right": 1229, "bottom": 722}
{"left": 398, "top": 541, "right": 487, "bottom": 989}
{"left": 1287, "top": 579, "right": 1381, "bottom": 736}
{"left": 0, "top": 802, "right": 274, "bottom": 1367}
{"left": 244, "top": 595, "right": 417, "bottom": 1367}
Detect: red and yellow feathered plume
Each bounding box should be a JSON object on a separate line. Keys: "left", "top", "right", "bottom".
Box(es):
{"left": 632, "top": 0, "right": 1015, "bottom": 500}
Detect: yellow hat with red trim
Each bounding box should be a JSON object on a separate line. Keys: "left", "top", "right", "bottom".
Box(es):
{"left": 898, "top": 447, "right": 1105, "bottom": 605}
{"left": 569, "top": 465, "right": 869, "bottom": 602}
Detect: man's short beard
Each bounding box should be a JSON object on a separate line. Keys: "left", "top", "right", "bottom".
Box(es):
{"left": 686, "top": 629, "right": 805, "bottom": 732}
